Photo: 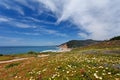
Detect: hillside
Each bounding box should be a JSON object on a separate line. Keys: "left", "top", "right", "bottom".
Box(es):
{"left": 59, "top": 39, "right": 101, "bottom": 49}
{"left": 78, "top": 40, "right": 120, "bottom": 50}
{"left": 110, "top": 36, "right": 120, "bottom": 41}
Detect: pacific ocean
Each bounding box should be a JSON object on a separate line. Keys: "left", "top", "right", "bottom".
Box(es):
{"left": 0, "top": 46, "right": 59, "bottom": 55}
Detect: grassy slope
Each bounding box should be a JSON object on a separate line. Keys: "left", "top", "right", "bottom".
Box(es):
{"left": 0, "top": 41, "right": 120, "bottom": 80}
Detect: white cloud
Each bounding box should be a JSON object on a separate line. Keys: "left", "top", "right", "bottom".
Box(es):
{"left": 25, "top": 17, "right": 55, "bottom": 25}
{"left": 0, "top": 17, "right": 9, "bottom": 22}
{"left": 0, "top": 0, "right": 24, "bottom": 15}
{"left": 38, "top": 0, "right": 120, "bottom": 40}
{"left": 35, "top": 27, "right": 68, "bottom": 37}
{"left": 0, "top": 36, "right": 22, "bottom": 43}
{"left": 0, "top": 16, "right": 13, "bottom": 22}
{"left": 14, "top": 31, "right": 40, "bottom": 36}
{"left": 0, "top": 16, "right": 37, "bottom": 28}
{"left": 78, "top": 33, "right": 88, "bottom": 39}
{"left": 14, "top": 22, "right": 37, "bottom": 28}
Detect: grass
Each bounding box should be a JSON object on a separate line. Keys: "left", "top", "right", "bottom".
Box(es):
{"left": 5, "top": 63, "right": 20, "bottom": 69}
{"left": 0, "top": 56, "right": 14, "bottom": 61}
{"left": 0, "top": 48, "right": 119, "bottom": 80}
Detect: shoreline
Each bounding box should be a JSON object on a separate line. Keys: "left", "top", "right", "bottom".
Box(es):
{"left": 0, "top": 47, "right": 71, "bottom": 56}
{"left": 40, "top": 48, "right": 72, "bottom": 53}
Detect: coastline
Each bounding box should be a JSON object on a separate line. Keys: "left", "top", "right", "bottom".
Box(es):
{"left": 0, "top": 46, "right": 71, "bottom": 56}
{"left": 40, "top": 48, "right": 71, "bottom": 53}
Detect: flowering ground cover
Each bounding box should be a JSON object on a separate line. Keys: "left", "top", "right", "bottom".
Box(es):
{"left": 0, "top": 48, "right": 120, "bottom": 80}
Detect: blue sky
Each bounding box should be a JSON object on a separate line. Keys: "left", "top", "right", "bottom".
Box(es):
{"left": 0, "top": 0, "right": 120, "bottom": 46}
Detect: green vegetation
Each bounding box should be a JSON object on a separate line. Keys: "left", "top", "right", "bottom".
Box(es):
{"left": 0, "top": 56, "right": 13, "bottom": 61}
{"left": 0, "top": 54, "right": 3, "bottom": 56}
{"left": 5, "top": 63, "right": 20, "bottom": 69}
{"left": 27, "top": 51, "right": 38, "bottom": 55}
{"left": 110, "top": 36, "right": 120, "bottom": 40}
{"left": 61, "top": 39, "right": 101, "bottom": 48}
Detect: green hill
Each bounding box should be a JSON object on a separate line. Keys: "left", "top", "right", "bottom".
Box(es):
{"left": 110, "top": 36, "right": 120, "bottom": 41}
{"left": 59, "top": 39, "right": 101, "bottom": 48}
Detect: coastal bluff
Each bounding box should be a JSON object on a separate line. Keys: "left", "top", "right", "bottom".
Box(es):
{"left": 59, "top": 39, "right": 101, "bottom": 50}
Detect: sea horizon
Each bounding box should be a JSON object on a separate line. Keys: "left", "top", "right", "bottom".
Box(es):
{"left": 0, "top": 46, "right": 59, "bottom": 55}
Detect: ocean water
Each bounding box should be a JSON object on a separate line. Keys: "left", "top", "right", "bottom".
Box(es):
{"left": 0, "top": 46, "right": 59, "bottom": 55}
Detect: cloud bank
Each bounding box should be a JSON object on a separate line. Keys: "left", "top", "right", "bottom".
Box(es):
{"left": 38, "top": 0, "right": 120, "bottom": 40}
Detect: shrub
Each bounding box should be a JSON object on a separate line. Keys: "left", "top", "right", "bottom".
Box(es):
{"left": 27, "top": 51, "right": 37, "bottom": 55}
{"left": 5, "top": 63, "right": 20, "bottom": 69}
{"left": 0, "top": 54, "right": 3, "bottom": 56}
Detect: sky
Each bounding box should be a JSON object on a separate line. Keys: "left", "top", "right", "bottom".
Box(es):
{"left": 0, "top": 0, "right": 120, "bottom": 46}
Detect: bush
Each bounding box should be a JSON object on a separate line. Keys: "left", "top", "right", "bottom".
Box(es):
{"left": 5, "top": 63, "right": 20, "bottom": 69}
{"left": 27, "top": 51, "right": 37, "bottom": 55}
{"left": 0, "top": 54, "right": 3, "bottom": 56}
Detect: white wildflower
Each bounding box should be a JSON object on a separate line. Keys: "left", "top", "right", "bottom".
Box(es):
{"left": 108, "top": 72, "right": 111, "bottom": 75}
{"left": 42, "top": 68, "right": 47, "bottom": 72}
{"left": 102, "top": 73, "right": 105, "bottom": 75}
{"left": 15, "top": 76, "right": 18, "bottom": 78}
{"left": 105, "top": 67, "right": 108, "bottom": 69}
{"left": 67, "top": 71, "right": 70, "bottom": 74}
{"left": 52, "top": 74, "right": 57, "bottom": 79}
{"left": 96, "top": 71, "right": 98, "bottom": 73}
{"left": 94, "top": 73, "right": 99, "bottom": 79}
{"left": 99, "top": 66, "right": 103, "bottom": 68}
{"left": 99, "top": 77, "right": 102, "bottom": 80}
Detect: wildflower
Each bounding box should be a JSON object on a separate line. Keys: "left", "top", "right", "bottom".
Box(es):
{"left": 55, "top": 68, "right": 57, "bottom": 70}
{"left": 81, "top": 75, "right": 84, "bottom": 76}
{"left": 57, "top": 74, "right": 60, "bottom": 77}
{"left": 108, "top": 72, "right": 111, "bottom": 75}
{"left": 74, "top": 66, "right": 77, "bottom": 68}
{"left": 74, "top": 71, "right": 76, "bottom": 73}
{"left": 15, "top": 76, "right": 18, "bottom": 78}
{"left": 96, "top": 71, "right": 98, "bottom": 73}
{"left": 52, "top": 74, "right": 57, "bottom": 78}
{"left": 49, "top": 78, "right": 52, "bottom": 80}
{"left": 66, "top": 77, "right": 69, "bottom": 80}
{"left": 116, "top": 73, "right": 120, "bottom": 76}
{"left": 94, "top": 73, "right": 99, "bottom": 79}
{"left": 42, "top": 68, "right": 47, "bottom": 72}
{"left": 115, "top": 78, "right": 120, "bottom": 80}
{"left": 37, "top": 71, "right": 41, "bottom": 75}
{"left": 67, "top": 65, "right": 72, "bottom": 68}
{"left": 29, "top": 77, "right": 35, "bottom": 80}
{"left": 102, "top": 73, "right": 105, "bottom": 75}
{"left": 92, "top": 57, "right": 96, "bottom": 60}
{"left": 99, "top": 77, "right": 102, "bottom": 80}
{"left": 99, "top": 66, "right": 103, "bottom": 69}
{"left": 103, "top": 70, "right": 106, "bottom": 72}
{"left": 105, "top": 67, "right": 108, "bottom": 70}
{"left": 71, "top": 74, "right": 74, "bottom": 76}
{"left": 67, "top": 71, "right": 70, "bottom": 74}
{"left": 19, "top": 76, "right": 21, "bottom": 78}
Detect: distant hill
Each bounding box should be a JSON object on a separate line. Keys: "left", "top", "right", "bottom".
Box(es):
{"left": 59, "top": 39, "right": 101, "bottom": 48}
{"left": 110, "top": 36, "right": 120, "bottom": 41}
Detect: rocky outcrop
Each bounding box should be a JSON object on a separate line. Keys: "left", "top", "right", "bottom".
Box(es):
{"left": 59, "top": 43, "right": 69, "bottom": 51}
